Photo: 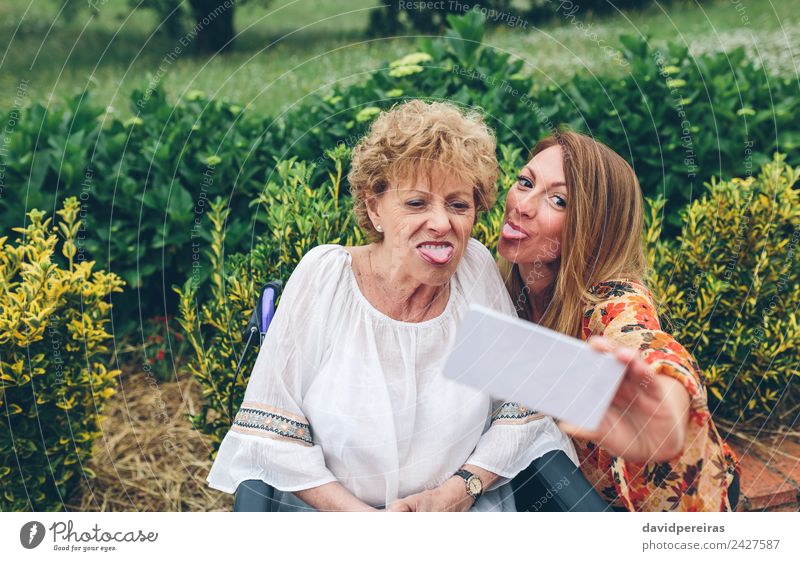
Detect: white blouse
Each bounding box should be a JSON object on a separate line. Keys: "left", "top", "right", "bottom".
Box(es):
{"left": 206, "top": 238, "right": 578, "bottom": 511}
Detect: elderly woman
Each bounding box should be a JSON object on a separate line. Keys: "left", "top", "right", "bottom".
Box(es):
{"left": 206, "top": 100, "right": 577, "bottom": 511}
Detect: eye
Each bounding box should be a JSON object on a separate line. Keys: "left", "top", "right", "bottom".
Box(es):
{"left": 448, "top": 200, "right": 472, "bottom": 212}
{"left": 516, "top": 176, "right": 533, "bottom": 189}
{"left": 406, "top": 199, "right": 426, "bottom": 208}
{"left": 551, "top": 195, "right": 567, "bottom": 208}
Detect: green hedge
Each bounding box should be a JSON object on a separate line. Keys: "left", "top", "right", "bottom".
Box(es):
{"left": 0, "top": 88, "right": 271, "bottom": 333}
{"left": 175, "top": 149, "right": 363, "bottom": 447}
{"left": 1, "top": 12, "right": 797, "bottom": 328}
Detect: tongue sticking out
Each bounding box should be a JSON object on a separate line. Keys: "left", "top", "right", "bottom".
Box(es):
{"left": 502, "top": 223, "right": 528, "bottom": 240}
{"left": 417, "top": 245, "right": 454, "bottom": 265}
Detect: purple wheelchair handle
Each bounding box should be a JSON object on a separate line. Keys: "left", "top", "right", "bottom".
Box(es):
{"left": 261, "top": 286, "right": 276, "bottom": 336}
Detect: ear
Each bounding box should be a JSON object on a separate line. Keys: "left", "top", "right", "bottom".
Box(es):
{"left": 364, "top": 188, "right": 384, "bottom": 230}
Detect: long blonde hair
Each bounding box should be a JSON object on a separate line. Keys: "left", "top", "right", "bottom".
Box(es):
{"left": 498, "top": 130, "right": 648, "bottom": 338}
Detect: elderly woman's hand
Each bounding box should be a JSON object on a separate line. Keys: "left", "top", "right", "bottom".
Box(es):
{"left": 557, "top": 336, "right": 691, "bottom": 464}
{"left": 387, "top": 477, "right": 474, "bottom": 512}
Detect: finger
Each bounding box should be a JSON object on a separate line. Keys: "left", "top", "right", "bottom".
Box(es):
{"left": 587, "top": 335, "right": 617, "bottom": 353}
{"left": 616, "top": 349, "right": 654, "bottom": 385}
{"left": 613, "top": 345, "right": 637, "bottom": 364}
{"left": 387, "top": 501, "right": 412, "bottom": 512}
{"left": 557, "top": 419, "right": 599, "bottom": 441}
{"left": 613, "top": 363, "right": 648, "bottom": 403}
{"left": 610, "top": 381, "right": 639, "bottom": 408}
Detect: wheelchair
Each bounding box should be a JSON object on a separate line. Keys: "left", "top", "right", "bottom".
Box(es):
{"left": 228, "top": 282, "right": 739, "bottom": 512}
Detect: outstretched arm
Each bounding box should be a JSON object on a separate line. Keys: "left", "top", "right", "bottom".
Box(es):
{"left": 557, "top": 335, "right": 691, "bottom": 464}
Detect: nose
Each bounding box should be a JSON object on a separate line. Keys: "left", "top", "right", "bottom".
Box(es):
{"left": 427, "top": 202, "right": 451, "bottom": 235}
{"left": 511, "top": 188, "right": 537, "bottom": 220}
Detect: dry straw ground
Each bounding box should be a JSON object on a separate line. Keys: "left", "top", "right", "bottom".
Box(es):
{"left": 66, "top": 364, "right": 232, "bottom": 512}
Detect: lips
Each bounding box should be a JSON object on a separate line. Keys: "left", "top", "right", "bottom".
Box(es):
{"left": 501, "top": 221, "right": 529, "bottom": 240}
{"left": 416, "top": 241, "right": 455, "bottom": 265}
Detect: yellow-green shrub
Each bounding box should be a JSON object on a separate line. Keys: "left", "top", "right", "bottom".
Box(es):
{"left": 647, "top": 154, "right": 800, "bottom": 426}
{"left": 0, "top": 198, "right": 124, "bottom": 511}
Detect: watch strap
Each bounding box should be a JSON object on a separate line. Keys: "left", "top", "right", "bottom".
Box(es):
{"left": 454, "top": 469, "right": 483, "bottom": 500}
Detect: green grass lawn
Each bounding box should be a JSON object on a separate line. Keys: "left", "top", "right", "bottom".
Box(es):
{"left": 0, "top": 0, "right": 797, "bottom": 117}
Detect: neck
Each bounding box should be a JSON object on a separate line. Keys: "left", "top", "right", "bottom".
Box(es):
{"left": 367, "top": 243, "right": 450, "bottom": 322}
{"left": 517, "top": 261, "right": 558, "bottom": 322}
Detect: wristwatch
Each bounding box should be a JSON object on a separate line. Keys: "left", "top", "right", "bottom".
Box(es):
{"left": 454, "top": 469, "right": 483, "bottom": 503}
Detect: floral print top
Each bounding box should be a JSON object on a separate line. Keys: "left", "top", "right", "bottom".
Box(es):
{"left": 575, "top": 279, "right": 741, "bottom": 511}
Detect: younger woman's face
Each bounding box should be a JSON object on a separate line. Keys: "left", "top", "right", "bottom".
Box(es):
{"left": 498, "top": 145, "right": 568, "bottom": 270}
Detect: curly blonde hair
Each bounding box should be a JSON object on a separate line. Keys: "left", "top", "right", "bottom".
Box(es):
{"left": 348, "top": 99, "right": 499, "bottom": 240}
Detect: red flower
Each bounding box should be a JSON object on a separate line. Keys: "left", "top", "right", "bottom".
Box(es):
{"left": 156, "top": 349, "right": 165, "bottom": 361}
{"left": 602, "top": 302, "right": 627, "bottom": 325}
{"left": 634, "top": 307, "right": 660, "bottom": 329}
{"left": 581, "top": 316, "right": 593, "bottom": 340}
{"left": 680, "top": 494, "right": 706, "bottom": 511}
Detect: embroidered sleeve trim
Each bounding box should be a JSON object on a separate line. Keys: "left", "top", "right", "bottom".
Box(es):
{"left": 231, "top": 402, "right": 313, "bottom": 446}
{"left": 491, "top": 402, "right": 545, "bottom": 425}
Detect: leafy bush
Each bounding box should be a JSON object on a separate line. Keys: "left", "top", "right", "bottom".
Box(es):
{"left": 3, "top": 12, "right": 798, "bottom": 327}
{"left": 0, "top": 197, "right": 124, "bottom": 511}
{"left": 89, "top": 86, "right": 269, "bottom": 302}
{"left": 0, "top": 93, "right": 104, "bottom": 234}
{"left": 536, "top": 34, "right": 799, "bottom": 233}
{"left": 273, "top": 11, "right": 536, "bottom": 185}
{"left": 0, "top": 88, "right": 271, "bottom": 333}
{"left": 647, "top": 153, "right": 800, "bottom": 426}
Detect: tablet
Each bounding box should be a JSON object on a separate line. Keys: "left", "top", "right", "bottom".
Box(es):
{"left": 442, "top": 305, "right": 626, "bottom": 432}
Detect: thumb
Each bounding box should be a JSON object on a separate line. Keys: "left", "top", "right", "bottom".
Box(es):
{"left": 557, "top": 419, "right": 599, "bottom": 441}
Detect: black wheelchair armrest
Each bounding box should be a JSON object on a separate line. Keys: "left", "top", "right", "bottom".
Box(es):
{"left": 511, "top": 449, "right": 611, "bottom": 512}
{"left": 234, "top": 479, "right": 278, "bottom": 512}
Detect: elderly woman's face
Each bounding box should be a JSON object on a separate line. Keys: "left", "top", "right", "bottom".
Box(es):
{"left": 369, "top": 166, "right": 476, "bottom": 285}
